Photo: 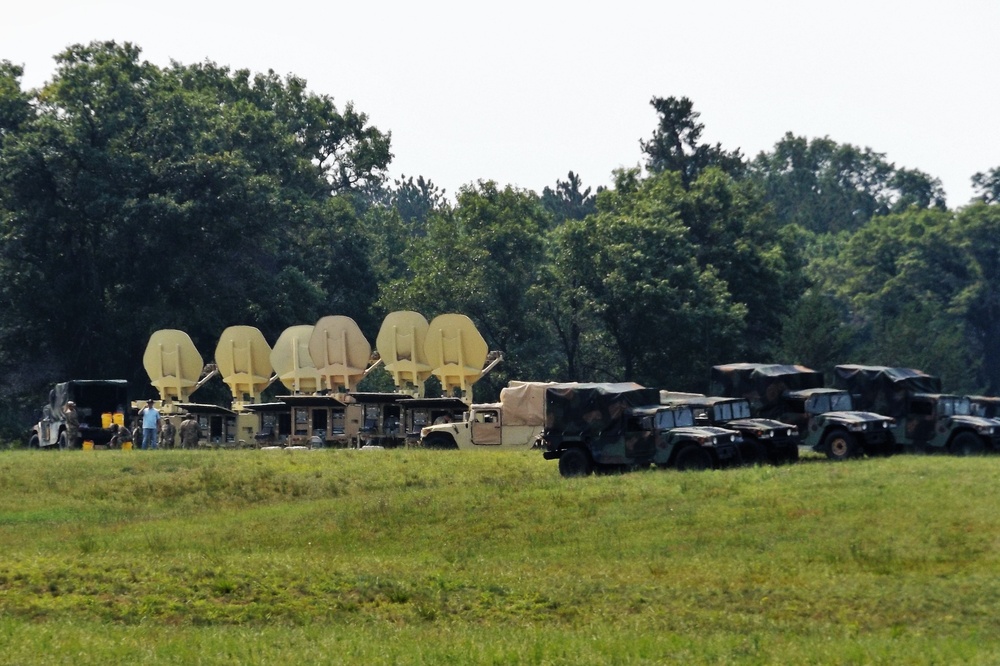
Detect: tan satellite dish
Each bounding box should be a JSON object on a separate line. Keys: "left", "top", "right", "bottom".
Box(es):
{"left": 271, "top": 325, "right": 322, "bottom": 393}
{"left": 309, "top": 315, "right": 371, "bottom": 392}
{"left": 215, "top": 325, "right": 274, "bottom": 403}
{"left": 376, "top": 311, "right": 432, "bottom": 395}
{"left": 143, "top": 329, "right": 204, "bottom": 403}
{"left": 424, "top": 314, "right": 489, "bottom": 397}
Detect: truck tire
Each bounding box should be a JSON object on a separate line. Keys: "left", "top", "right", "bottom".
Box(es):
{"left": 823, "top": 429, "right": 856, "bottom": 461}
{"left": 28, "top": 434, "right": 40, "bottom": 449}
{"left": 950, "top": 432, "right": 985, "bottom": 456}
{"left": 675, "top": 446, "right": 712, "bottom": 472}
{"left": 422, "top": 434, "right": 457, "bottom": 450}
{"left": 739, "top": 439, "right": 768, "bottom": 466}
{"left": 558, "top": 448, "right": 592, "bottom": 477}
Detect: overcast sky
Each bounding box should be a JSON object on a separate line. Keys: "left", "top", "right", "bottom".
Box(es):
{"left": 5, "top": 1, "right": 998, "bottom": 206}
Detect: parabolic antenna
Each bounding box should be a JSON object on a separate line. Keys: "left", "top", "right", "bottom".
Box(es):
{"left": 215, "top": 326, "right": 274, "bottom": 403}
{"left": 270, "top": 325, "right": 322, "bottom": 394}
{"left": 143, "top": 329, "right": 204, "bottom": 403}
{"left": 309, "top": 315, "right": 371, "bottom": 392}
{"left": 424, "top": 314, "right": 489, "bottom": 398}
{"left": 376, "top": 311, "right": 432, "bottom": 395}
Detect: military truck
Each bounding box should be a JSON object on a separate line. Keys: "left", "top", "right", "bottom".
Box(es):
{"left": 711, "top": 364, "right": 894, "bottom": 460}
{"left": 29, "top": 380, "right": 130, "bottom": 449}
{"left": 969, "top": 395, "right": 1000, "bottom": 421}
{"left": 419, "top": 381, "right": 554, "bottom": 450}
{"left": 834, "top": 365, "right": 1000, "bottom": 455}
{"left": 540, "top": 383, "right": 742, "bottom": 476}
{"left": 660, "top": 392, "right": 800, "bottom": 465}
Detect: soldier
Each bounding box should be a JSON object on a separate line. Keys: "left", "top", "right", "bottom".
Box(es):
{"left": 160, "top": 418, "right": 177, "bottom": 449}
{"left": 63, "top": 401, "right": 80, "bottom": 449}
{"left": 178, "top": 414, "right": 200, "bottom": 449}
{"left": 109, "top": 423, "right": 131, "bottom": 449}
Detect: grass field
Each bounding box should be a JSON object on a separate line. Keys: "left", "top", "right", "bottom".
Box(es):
{"left": 1, "top": 447, "right": 999, "bottom": 664}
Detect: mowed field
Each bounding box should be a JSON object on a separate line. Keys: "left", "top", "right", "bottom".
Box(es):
{"left": 1, "top": 447, "right": 999, "bottom": 665}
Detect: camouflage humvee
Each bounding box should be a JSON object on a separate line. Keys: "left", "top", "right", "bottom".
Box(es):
{"left": 541, "top": 383, "right": 741, "bottom": 476}
{"left": 835, "top": 365, "right": 1000, "bottom": 455}
{"left": 711, "top": 364, "right": 894, "bottom": 460}
{"left": 660, "top": 392, "right": 800, "bottom": 465}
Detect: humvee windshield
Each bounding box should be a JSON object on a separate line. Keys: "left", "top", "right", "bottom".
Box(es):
{"left": 713, "top": 400, "right": 751, "bottom": 421}
{"left": 655, "top": 407, "right": 696, "bottom": 430}
{"left": 805, "top": 391, "right": 854, "bottom": 414}
{"left": 937, "top": 396, "right": 971, "bottom": 417}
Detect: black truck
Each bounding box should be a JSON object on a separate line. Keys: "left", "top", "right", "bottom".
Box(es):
{"left": 29, "top": 380, "right": 130, "bottom": 449}
{"left": 540, "top": 383, "right": 742, "bottom": 477}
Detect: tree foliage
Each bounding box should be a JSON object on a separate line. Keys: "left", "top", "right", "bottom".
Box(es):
{"left": 751, "top": 133, "right": 946, "bottom": 234}
{"left": 0, "top": 41, "right": 391, "bottom": 395}
{"left": 641, "top": 96, "right": 745, "bottom": 187}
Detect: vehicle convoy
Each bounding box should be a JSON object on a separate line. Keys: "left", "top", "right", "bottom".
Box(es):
{"left": 540, "top": 383, "right": 742, "bottom": 476}
{"left": 834, "top": 365, "right": 1000, "bottom": 455}
{"left": 29, "top": 380, "right": 130, "bottom": 449}
{"left": 660, "top": 392, "right": 800, "bottom": 465}
{"left": 711, "top": 363, "right": 894, "bottom": 460}
{"left": 419, "top": 381, "right": 554, "bottom": 450}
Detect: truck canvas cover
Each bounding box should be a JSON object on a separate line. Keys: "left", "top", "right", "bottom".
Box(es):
{"left": 834, "top": 365, "right": 943, "bottom": 419}
{"left": 50, "top": 380, "right": 129, "bottom": 422}
{"left": 544, "top": 383, "right": 660, "bottom": 440}
{"left": 499, "top": 381, "right": 557, "bottom": 426}
{"left": 710, "top": 364, "right": 823, "bottom": 411}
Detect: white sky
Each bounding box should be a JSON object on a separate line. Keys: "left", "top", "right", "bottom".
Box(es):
{"left": 5, "top": 1, "right": 998, "bottom": 206}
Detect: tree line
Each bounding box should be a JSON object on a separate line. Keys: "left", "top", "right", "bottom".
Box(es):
{"left": 1, "top": 41, "right": 998, "bottom": 438}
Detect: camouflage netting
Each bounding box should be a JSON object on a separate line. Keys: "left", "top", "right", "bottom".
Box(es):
{"left": 499, "top": 381, "right": 557, "bottom": 426}
{"left": 544, "top": 383, "right": 660, "bottom": 440}
{"left": 833, "top": 365, "right": 942, "bottom": 419}
{"left": 710, "top": 364, "right": 823, "bottom": 411}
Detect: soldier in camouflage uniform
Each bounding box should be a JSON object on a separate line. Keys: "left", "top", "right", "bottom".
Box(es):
{"left": 178, "top": 415, "right": 200, "bottom": 449}
{"left": 160, "top": 418, "right": 177, "bottom": 449}
{"left": 63, "top": 401, "right": 80, "bottom": 449}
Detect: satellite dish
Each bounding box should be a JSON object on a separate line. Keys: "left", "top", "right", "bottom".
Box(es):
{"left": 309, "top": 315, "right": 371, "bottom": 392}
{"left": 271, "top": 325, "right": 322, "bottom": 393}
{"left": 215, "top": 326, "right": 274, "bottom": 403}
{"left": 143, "top": 329, "right": 204, "bottom": 403}
{"left": 376, "top": 311, "right": 432, "bottom": 395}
{"left": 424, "top": 314, "right": 488, "bottom": 398}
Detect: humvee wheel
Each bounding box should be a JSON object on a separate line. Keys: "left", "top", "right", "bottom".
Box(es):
{"left": 739, "top": 440, "right": 768, "bottom": 466}
{"left": 675, "top": 446, "right": 712, "bottom": 472}
{"left": 824, "top": 429, "right": 856, "bottom": 461}
{"left": 558, "top": 448, "right": 592, "bottom": 477}
{"left": 422, "top": 434, "right": 457, "bottom": 450}
{"left": 950, "top": 432, "right": 985, "bottom": 456}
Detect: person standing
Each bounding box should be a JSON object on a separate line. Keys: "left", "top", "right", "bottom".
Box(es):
{"left": 140, "top": 399, "right": 160, "bottom": 450}
{"left": 63, "top": 401, "right": 80, "bottom": 449}
{"left": 178, "top": 414, "right": 200, "bottom": 449}
{"left": 160, "top": 418, "right": 177, "bottom": 449}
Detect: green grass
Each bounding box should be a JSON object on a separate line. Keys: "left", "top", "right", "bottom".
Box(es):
{"left": 0, "top": 448, "right": 999, "bottom": 664}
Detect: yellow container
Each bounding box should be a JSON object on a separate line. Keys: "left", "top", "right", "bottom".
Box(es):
{"left": 101, "top": 413, "right": 112, "bottom": 429}
{"left": 113, "top": 412, "right": 125, "bottom": 426}
{"left": 122, "top": 441, "right": 133, "bottom": 451}
{"left": 83, "top": 440, "right": 94, "bottom": 450}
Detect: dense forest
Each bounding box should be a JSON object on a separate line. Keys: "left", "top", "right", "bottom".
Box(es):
{"left": 1, "top": 41, "right": 999, "bottom": 438}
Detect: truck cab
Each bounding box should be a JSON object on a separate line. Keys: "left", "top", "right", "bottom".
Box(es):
{"left": 661, "top": 393, "right": 800, "bottom": 465}
{"left": 420, "top": 402, "right": 543, "bottom": 450}
{"left": 780, "top": 388, "right": 894, "bottom": 459}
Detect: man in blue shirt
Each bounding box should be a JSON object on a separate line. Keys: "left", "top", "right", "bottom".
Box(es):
{"left": 140, "top": 399, "right": 160, "bottom": 450}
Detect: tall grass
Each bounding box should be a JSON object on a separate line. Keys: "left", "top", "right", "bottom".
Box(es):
{"left": 0, "top": 448, "right": 999, "bottom": 664}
